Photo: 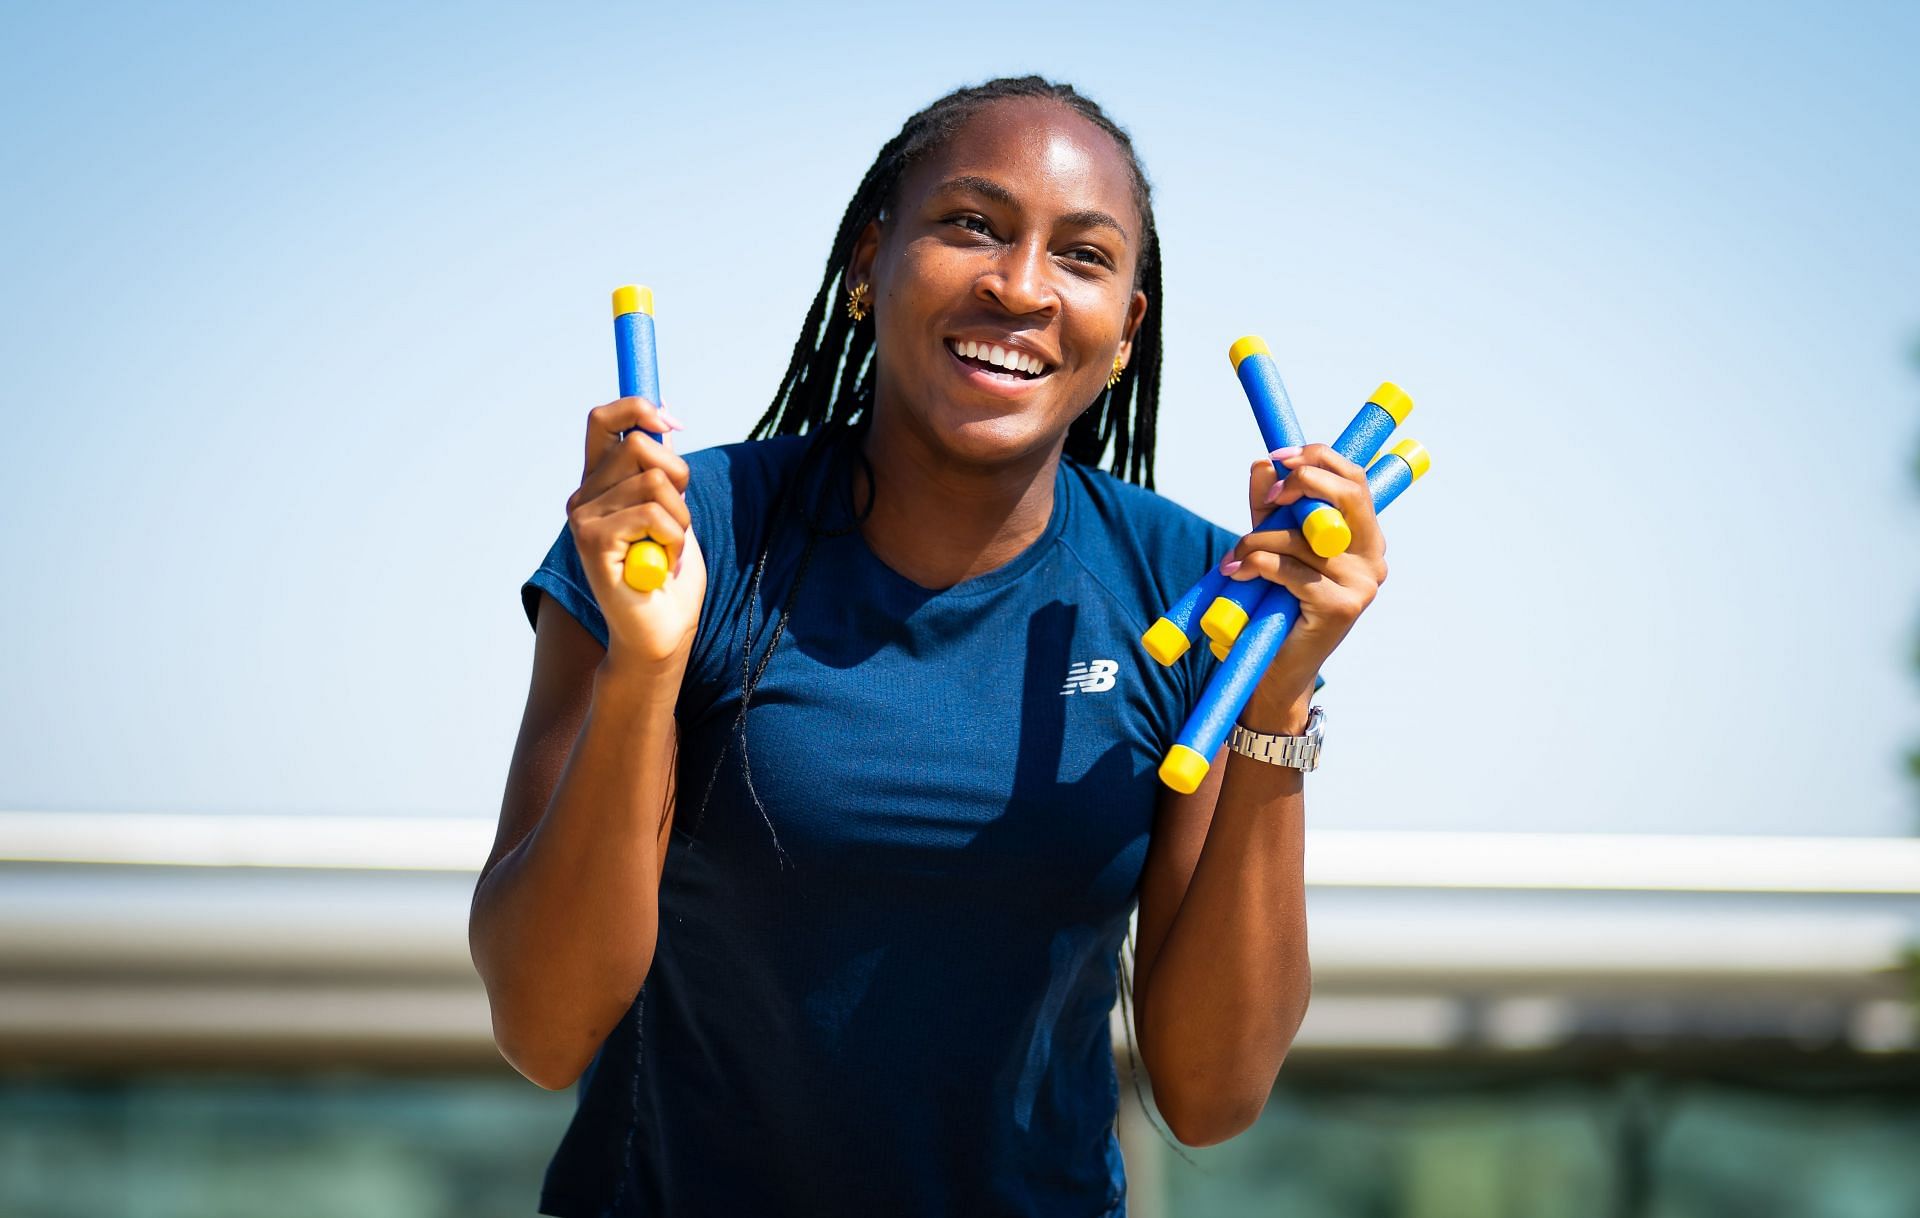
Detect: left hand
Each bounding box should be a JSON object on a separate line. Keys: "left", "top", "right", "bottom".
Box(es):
{"left": 1224, "top": 445, "right": 1388, "bottom": 709}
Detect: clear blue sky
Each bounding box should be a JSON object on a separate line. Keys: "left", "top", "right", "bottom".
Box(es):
{"left": 3, "top": 1, "right": 1916, "bottom": 835}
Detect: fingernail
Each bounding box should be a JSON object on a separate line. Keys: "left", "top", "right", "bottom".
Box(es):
{"left": 1262, "top": 482, "right": 1285, "bottom": 505}
{"left": 659, "top": 407, "right": 688, "bottom": 431}
{"left": 1219, "top": 558, "right": 1243, "bottom": 577}
{"left": 1270, "top": 446, "right": 1301, "bottom": 461}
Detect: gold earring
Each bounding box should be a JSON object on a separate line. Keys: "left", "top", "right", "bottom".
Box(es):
{"left": 1107, "top": 355, "right": 1125, "bottom": 388}
{"left": 846, "top": 281, "right": 871, "bottom": 322}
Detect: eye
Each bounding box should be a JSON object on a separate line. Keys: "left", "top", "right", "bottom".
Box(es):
{"left": 1066, "top": 247, "right": 1114, "bottom": 269}
{"left": 947, "top": 213, "right": 996, "bottom": 237}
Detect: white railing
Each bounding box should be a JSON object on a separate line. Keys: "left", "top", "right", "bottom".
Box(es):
{"left": 7, "top": 811, "right": 1919, "bottom": 894}
{"left": 2, "top": 812, "right": 1915, "bottom": 1060}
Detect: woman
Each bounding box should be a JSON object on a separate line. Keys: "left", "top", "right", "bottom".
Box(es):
{"left": 470, "top": 75, "right": 1389, "bottom": 1217}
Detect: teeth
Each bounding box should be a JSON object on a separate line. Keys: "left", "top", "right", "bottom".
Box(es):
{"left": 948, "top": 339, "right": 1046, "bottom": 376}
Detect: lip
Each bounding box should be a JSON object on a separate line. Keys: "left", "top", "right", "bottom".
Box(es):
{"left": 943, "top": 341, "right": 1054, "bottom": 399}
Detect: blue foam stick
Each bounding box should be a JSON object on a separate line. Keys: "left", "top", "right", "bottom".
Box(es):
{"left": 609, "top": 285, "right": 670, "bottom": 592}
{"left": 1140, "top": 338, "right": 1303, "bottom": 666}
{"left": 1289, "top": 385, "right": 1410, "bottom": 543}
{"left": 613, "top": 307, "right": 662, "bottom": 444}
{"left": 1141, "top": 561, "right": 1235, "bottom": 665}
{"left": 1166, "top": 566, "right": 1232, "bottom": 638}
{"left": 1201, "top": 392, "right": 1411, "bottom": 644}
{"left": 1232, "top": 338, "right": 1306, "bottom": 456}
{"left": 1162, "top": 446, "right": 1423, "bottom": 790}
{"left": 1234, "top": 349, "right": 1411, "bottom": 560}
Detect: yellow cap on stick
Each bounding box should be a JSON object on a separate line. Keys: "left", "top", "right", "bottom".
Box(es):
{"left": 1141, "top": 618, "right": 1191, "bottom": 666}
{"left": 611, "top": 284, "right": 655, "bottom": 318}
{"left": 622, "top": 542, "right": 670, "bottom": 592}
{"left": 1369, "top": 381, "right": 1414, "bottom": 425}
{"left": 1299, "top": 505, "right": 1352, "bottom": 558}
{"left": 1200, "top": 596, "right": 1250, "bottom": 647}
{"left": 1389, "top": 438, "right": 1431, "bottom": 481}
{"left": 1159, "top": 745, "right": 1211, "bottom": 794}
{"left": 1227, "top": 335, "right": 1271, "bottom": 369}
{"left": 1210, "top": 638, "right": 1231, "bottom": 661}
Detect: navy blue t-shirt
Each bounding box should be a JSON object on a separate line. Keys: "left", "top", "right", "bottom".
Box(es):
{"left": 520, "top": 431, "right": 1237, "bottom": 1217}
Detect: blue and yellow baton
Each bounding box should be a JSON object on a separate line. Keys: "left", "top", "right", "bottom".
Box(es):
{"left": 1197, "top": 381, "right": 1414, "bottom": 648}
{"left": 611, "top": 284, "right": 670, "bottom": 592}
{"left": 1233, "top": 334, "right": 1355, "bottom": 557}
{"left": 1290, "top": 378, "right": 1411, "bottom": 557}
{"left": 1141, "top": 566, "right": 1233, "bottom": 665}
{"left": 1158, "top": 438, "right": 1430, "bottom": 794}
{"left": 1138, "top": 336, "right": 1303, "bottom": 665}
{"left": 1231, "top": 334, "right": 1307, "bottom": 462}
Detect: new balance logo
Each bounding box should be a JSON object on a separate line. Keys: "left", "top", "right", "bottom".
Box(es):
{"left": 1060, "top": 659, "right": 1119, "bottom": 695}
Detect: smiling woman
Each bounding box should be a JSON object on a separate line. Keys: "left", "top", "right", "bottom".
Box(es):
{"left": 473, "top": 74, "right": 1386, "bottom": 1218}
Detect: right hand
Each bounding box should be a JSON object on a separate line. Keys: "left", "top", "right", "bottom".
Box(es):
{"left": 566, "top": 395, "right": 707, "bottom": 670}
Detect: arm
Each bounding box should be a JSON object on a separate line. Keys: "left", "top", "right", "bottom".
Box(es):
{"left": 467, "top": 595, "right": 682, "bottom": 1090}
{"left": 469, "top": 392, "right": 704, "bottom": 1090}
{"left": 1133, "top": 445, "right": 1387, "bottom": 1145}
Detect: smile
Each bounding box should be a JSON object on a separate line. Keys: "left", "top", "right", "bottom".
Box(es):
{"left": 943, "top": 339, "right": 1055, "bottom": 396}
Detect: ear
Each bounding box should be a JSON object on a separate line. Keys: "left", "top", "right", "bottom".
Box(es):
{"left": 1116, "top": 288, "right": 1149, "bottom": 366}
{"left": 845, "top": 216, "right": 884, "bottom": 291}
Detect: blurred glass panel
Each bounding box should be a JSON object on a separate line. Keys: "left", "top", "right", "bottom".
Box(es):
{"left": 3, "top": 1062, "right": 1918, "bottom": 1217}
{"left": 1155, "top": 1063, "right": 1920, "bottom": 1218}
{"left": 0, "top": 1073, "right": 572, "bottom": 1218}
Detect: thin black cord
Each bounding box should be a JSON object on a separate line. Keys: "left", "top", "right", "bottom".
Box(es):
{"left": 686, "top": 414, "right": 876, "bottom": 863}
{"left": 1118, "top": 919, "right": 1200, "bottom": 1169}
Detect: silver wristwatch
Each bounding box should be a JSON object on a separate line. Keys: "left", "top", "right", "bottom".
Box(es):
{"left": 1227, "top": 706, "right": 1325, "bottom": 772}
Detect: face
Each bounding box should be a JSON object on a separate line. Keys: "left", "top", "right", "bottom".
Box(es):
{"left": 847, "top": 97, "right": 1150, "bottom": 470}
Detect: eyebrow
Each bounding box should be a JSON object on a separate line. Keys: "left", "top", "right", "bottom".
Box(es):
{"left": 931, "top": 175, "right": 1131, "bottom": 246}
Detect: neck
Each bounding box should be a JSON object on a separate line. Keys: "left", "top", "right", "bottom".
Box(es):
{"left": 854, "top": 407, "right": 1061, "bottom": 591}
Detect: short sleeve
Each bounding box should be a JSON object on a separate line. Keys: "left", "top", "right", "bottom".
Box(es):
{"left": 521, "top": 523, "right": 610, "bottom": 649}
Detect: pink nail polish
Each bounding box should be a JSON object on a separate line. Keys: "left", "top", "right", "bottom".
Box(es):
{"left": 1219, "top": 558, "right": 1243, "bottom": 577}
{"left": 659, "top": 407, "right": 688, "bottom": 431}
{"left": 1262, "top": 483, "right": 1284, "bottom": 506}
{"left": 1270, "top": 446, "right": 1301, "bottom": 461}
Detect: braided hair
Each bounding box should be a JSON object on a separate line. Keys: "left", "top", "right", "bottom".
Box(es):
{"left": 614, "top": 78, "right": 1182, "bottom": 1209}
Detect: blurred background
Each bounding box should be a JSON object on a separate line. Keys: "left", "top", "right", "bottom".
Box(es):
{"left": 3, "top": 1, "right": 1917, "bottom": 1215}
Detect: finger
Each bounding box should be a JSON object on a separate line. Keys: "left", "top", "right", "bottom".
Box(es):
{"left": 570, "top": 430, "right": 692, "bottom": 511}
{"left": 1283, "top": 442, "right": 1366, "bottom": 483}
{"left": 1272, "top": 445, "right": 1387, "bottom": 554}
{"left": 1229, "top": 525, "right": 1322, "bottom": 573}
{"left": 571, "top": 432, "right": 687, "bottom": 515}
{"left": 569, "top": 466, "right": 692, "bottom": 534}
{"left": 1269, "top": 462, "right": 1367, "bottom": 513}
{"left": 1229, "top": 550, "right": 1333, "bottom": 600}
{"left": 582, "top": 396, "right": 679, "bottom": 482}
{"left": 1246, "top": 458, "right": 1281, "bottom": 526}
{"left": 628, "top": 502, "right": 687, "bottom": 564}
{"left": 579, "top": 501, "right": 687, "bottom": 568}
{"left": 1232, "top": 552, "right": 1378, "bottom": 628}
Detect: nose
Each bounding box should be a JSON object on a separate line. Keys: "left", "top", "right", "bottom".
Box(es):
{"left": 977, "top": 234, "right": 1059, "bottom": 317}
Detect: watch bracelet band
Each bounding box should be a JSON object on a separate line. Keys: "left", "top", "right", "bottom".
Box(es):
{"left": 1227, "top": 705, "right": 1324, "bottom": 772}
